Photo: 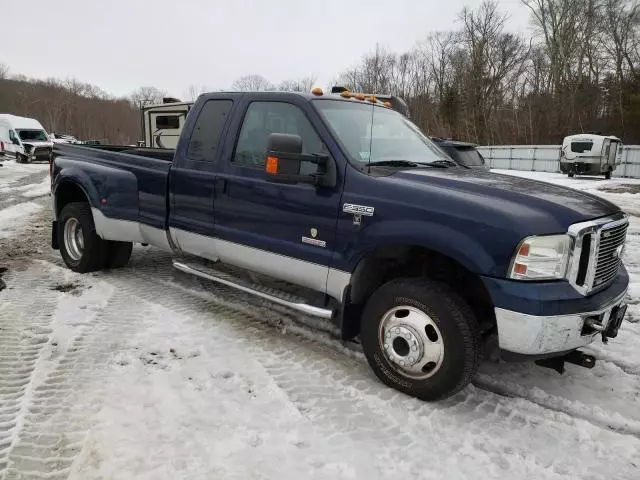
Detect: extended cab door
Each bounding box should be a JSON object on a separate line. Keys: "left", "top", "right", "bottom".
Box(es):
{"left": 168, "top": 96, "right": 236, "bottom": 260}
{"left": 213, "top": 95, "right": 346, "bottom": 298}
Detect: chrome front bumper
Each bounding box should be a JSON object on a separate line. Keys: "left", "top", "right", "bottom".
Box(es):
{"left": 495, "top": 291, "right": 627, "bottom": 356}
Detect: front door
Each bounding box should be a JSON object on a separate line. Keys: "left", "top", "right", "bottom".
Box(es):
{"left": 213, "top": 97, "right": 343, "bottom": 296}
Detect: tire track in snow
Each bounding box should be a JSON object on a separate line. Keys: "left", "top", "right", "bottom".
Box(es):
{"left": 95, "top": 256, "right": 640, "bottom": 480}
{"left": 0, "top": 264, "right": 145, "bottom": 480}
{"left": 474, "top": 373, "right": 640, "bottom": 439}
{"left": 0, "top": 265, "right": 59, "bottom": 474}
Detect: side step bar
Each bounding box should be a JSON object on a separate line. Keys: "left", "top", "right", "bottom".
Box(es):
{"left": 172, "top": 261, "right": 334, "bottom": 320}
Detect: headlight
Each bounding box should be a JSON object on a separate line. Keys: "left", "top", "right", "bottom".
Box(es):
{"left": 509, "top": 234, "right": 571, "bottom": 280}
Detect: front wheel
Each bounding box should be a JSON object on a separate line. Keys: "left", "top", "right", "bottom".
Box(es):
{"left": 605, "top": 170, "right": 612, "bottom": 180}
{"left": 568, "top": 171, "right": 575, "bottom": 178}
{"left": 58, "top": 202, "right": 109, "bottom": 273}
{"left": 360, "top": 278, "right": 482, "bottom": 401}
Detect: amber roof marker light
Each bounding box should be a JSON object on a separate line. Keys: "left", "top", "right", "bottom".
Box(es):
{"left": 311, "top": 87, "right": 324, "bottom": 96}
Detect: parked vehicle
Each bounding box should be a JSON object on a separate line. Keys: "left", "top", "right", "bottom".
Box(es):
{"left": 560, "top": 133, "right": 622, "bottom": 179}
{"left": 50, "top": 133, "right": 81, "bottom": 144}
{"left": 0, "top": 114, "right": 53, "bottom": 163}
{"left": 140, "top": 99, "right": 192, "bottom": 149}
{"left": 50, "top": 89, "right": 629, "bottom": 401}
{"left": 430, "top": 137, "right": 489, "bottom": 170}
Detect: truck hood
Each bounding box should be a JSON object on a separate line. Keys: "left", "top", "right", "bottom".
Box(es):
{"left": 392, "top": 167, "right": 620, "bottom": 229}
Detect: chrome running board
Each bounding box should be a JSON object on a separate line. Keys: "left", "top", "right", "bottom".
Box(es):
{"left": 172, "top": 260, "right": 334, "bottom": 319}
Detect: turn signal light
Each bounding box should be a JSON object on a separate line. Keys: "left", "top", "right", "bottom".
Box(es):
{"left": 354, "top": 93, "right": 365, "bottom": 100}
{"left": 311, "top": 87, "right": 323, "bottom": 96}
{"left": 513, "top": 263, "right": 527, "bottom": 275}
{"left": 340, "top": 91, "right": 352, "bottom": 98}
{"left": 266, "top": 156, "right": 279, "bottom": 174}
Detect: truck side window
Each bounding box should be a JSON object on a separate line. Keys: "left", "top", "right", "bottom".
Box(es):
{"left": 233, "top": 102, "right": 325, "bottom": 172}
{"left": 186, "top": 100, "right": 233, "bottom": 162}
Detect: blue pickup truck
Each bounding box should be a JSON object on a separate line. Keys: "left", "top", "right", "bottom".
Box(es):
{"left": 50, "top": 89, "right": 629, "bottom": 401}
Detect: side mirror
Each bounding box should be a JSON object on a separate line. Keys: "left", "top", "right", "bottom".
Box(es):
{"left": 12, "top": 138, "right": 20, "bottom": 146}
{"left": 264, "top": 133, "right": 335, "bottom": 188}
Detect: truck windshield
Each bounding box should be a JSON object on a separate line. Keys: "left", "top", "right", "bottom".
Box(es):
{"left": 17, "top": 129, "right": 49, "bottom": 142}
{"left": 313, "top": 100, "right": 448, "bottom": 166}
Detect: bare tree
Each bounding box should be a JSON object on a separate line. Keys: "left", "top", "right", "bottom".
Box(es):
{"left": 0, "top": 63, "right": 9, "bottom": 79}
{"left": 277, "top": 76, "right": 317, "bottom": 92}
{"left": 184, "top": 84, "right": 209, "bottom": 101}
{"left": 130, "top": 86, "right": 167, "bottom": 109}
{"left": 231, "top": 74, "right": 274, "bottom": 91}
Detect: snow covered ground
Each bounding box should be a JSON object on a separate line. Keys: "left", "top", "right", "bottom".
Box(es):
{"left": 1, "top": 168, "right": 640, "bottom": 479}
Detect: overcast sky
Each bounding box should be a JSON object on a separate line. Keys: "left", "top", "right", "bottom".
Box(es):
{"left": 3, "top": 0, "right": 531, "bottom": 99}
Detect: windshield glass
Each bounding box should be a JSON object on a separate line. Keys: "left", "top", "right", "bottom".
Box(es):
{"left": 17, "top": 129, "right": 49, "bottom": 142}
{"left": 450, "top": 147, "right": 484, "bottom": 166}
{"left": 313, "top": 100, "right": 448, "bottom": 166}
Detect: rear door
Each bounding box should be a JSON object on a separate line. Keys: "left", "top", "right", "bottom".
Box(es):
{"left": 212, "top": 95, "right": 344, "bottom": 296}
{"left": 168, "top": 96, "right": 236, "bottom": 260}
{"left": 608, "top": 140, "right": 620, "bottom": 166}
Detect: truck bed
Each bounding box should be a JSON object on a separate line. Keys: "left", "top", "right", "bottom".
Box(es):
{"left": 52, "top": 143, "right": 173, "bottom": 231}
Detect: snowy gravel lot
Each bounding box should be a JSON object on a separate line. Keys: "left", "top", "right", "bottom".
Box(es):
{"left": 1, "top": 160, "right": 639, "bottom": 479}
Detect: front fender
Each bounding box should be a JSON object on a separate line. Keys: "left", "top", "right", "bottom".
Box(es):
{"left": 342, "top": 219, "right": 511, "bottom": 277}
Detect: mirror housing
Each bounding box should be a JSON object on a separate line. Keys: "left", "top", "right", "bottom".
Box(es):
{"left": 264, "top": 133, "right": 335, "bottom": 188}
{"left": 12, "top": 137, "right": 20, "bottom": 146}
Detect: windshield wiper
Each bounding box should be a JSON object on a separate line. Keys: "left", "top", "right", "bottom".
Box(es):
{"left": 426, "top": 159, "right": 466, "bottom": 168}
{"left": 367, "top": 160, "right": 421, "bottom": 168}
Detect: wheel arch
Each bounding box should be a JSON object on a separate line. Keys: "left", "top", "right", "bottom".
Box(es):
{"left": 54, "top": 180, "right": 92, "bottom": 218}
{"left": 340, "top": 243, "right": 497, "bottom": 345}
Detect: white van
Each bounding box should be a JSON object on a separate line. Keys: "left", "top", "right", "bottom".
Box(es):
{"left": 560, "top": 133, "right": 622, "bottom": 179}
{"left": 0, "top": 114, "right": 53, "bottom": 163}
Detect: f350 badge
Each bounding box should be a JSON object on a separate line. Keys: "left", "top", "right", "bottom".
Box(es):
{"left": 343, "top": 204, "right": 375, "bottom": 216}
{"left": 343, "top": 203, "right": 374, "bottom": 226}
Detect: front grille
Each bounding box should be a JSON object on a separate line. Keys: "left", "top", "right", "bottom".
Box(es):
{"left": 32, "top": 147, "right": 52, "bottom": 161}
{"left": 568, "top": 215, "right": 628, "bottom": 295}
{"left": 593, "top": 222, "right": 628, "bottom": 287}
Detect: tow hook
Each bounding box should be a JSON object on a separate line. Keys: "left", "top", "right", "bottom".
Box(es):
{"left": 535, "top": 350, "right": 596, "bottom": 374}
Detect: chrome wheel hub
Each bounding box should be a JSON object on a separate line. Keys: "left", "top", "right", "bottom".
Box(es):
{"left": 379, "top": 306, "right": 445, "bottom": 379}
{"left": 383, "top": 325, "right": 422, "bottom": 368}
{"left": 64, "top": 218, "right": 84, "bottom": 261}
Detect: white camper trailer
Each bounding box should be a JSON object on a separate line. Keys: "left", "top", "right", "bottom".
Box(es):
{"left": 0, "top": 114, "right": 53, "bottom": 163}
{"left": 560, "top": 133, "right": 622, "bottom": 179}
{"left": 140, "top": 99, "right": 193, "bottom": 149}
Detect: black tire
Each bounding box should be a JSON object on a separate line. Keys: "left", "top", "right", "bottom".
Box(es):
{"left": 106, "top": 241, "right": 133, "bottom": 269}
{"left": 16, "top": 152, "right": 23, "bottom": 164}
{"left": 58, "top": 202, "right": 109, "bottom": 273}
{"left": 568, "top": 171, "right": 574, "bottom": 178}
{"left": 604, "top": 170, "right": 612, "bottom": 180}
{"left": 360, "top": 278, "right": 482, "bottom": 401}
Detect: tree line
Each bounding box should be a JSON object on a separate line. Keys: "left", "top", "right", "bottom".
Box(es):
{"left": 1, "top": 0, "right": 638, "bottom": 146}
{"left": 336, "top": 0, "right": 640, "bottom": 144}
